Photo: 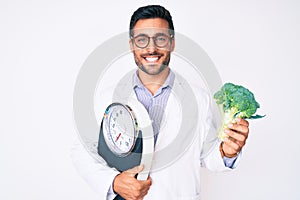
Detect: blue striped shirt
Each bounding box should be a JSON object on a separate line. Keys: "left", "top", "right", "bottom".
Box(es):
{"left": 133, "top": 69, "right": 175, "bottom": 144}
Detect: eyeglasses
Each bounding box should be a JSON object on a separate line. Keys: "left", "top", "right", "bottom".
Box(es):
{"left": 131, "top": 33, "right": 173, "bottom": 49}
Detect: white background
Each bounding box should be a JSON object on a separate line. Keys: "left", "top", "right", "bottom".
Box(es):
{"left": 1, "top": 0, "right": 299, "bottom": 199}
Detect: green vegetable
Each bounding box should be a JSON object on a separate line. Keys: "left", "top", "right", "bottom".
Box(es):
{"left": 214, "top": 82, "right": 265, "bottom": 140}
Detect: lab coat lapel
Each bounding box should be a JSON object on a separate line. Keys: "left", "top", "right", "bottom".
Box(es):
{"left": 154, "top": 77, "right": 183, "bottom": 152}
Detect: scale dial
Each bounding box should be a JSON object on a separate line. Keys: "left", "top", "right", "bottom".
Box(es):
{"left": 102, "top": 103, "right": 138, "bottom": 157}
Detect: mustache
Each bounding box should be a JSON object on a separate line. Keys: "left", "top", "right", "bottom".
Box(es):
{"left": 141, "top": 52, "right": 163, "bottom": 57}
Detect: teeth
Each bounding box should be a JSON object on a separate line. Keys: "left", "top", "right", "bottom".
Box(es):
{"left": 145, "top": 57, "right": 159, "bottom": 62}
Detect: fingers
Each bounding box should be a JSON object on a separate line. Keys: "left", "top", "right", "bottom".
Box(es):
{"left": 113, "top": 165, "right": 151, "bottom": 199}
{"left": 125, "top": 165, "right": 144, "bottom": 177}
{"left": 138, "top": 176, "right": 152, "bottom": 197}
{"left": 224, "top": 128, "right": 247, "bottom": 143}
{"left": 221, "top": 118, "right": 250, "bottom": 157}
{"left": 227, "top": 121, "right": 248, "bottom": 136}
{"left": 223, "top": 137, "right": 242, "bottom": 151}
{"left": 236, "top": 118, "right": 249, "bottom": 127}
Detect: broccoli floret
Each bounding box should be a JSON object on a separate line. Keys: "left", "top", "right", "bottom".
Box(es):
{"left": 214, "top": 82, "right": 265, "bottom": 140}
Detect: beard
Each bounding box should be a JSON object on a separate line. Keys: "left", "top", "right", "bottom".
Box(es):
{"left": 133, "top": 51, "right": 171, "bottom": 76}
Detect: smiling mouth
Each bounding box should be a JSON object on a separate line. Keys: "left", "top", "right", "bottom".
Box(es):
{"left": 143, "top": 55, "right": 161, "bottom": 63}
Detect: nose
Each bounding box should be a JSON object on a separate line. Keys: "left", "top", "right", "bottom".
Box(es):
{"left": 146, "top": 38, "right": 157, "bottom": 51}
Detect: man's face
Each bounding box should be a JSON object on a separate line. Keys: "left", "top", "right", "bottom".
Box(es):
{"left": 130, "top": 18, "right": 175, "bottom": 76}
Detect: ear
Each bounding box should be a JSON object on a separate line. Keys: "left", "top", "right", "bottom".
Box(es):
{"left": 170, "top": 38, "right": 175, "bottom": 52}
{"left": 129, "top": 39, "right": 134, "bottom": 52}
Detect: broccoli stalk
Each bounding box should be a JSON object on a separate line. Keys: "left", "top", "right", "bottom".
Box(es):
{"left": 214, "top": 83, "right": 265, "bottom": 141}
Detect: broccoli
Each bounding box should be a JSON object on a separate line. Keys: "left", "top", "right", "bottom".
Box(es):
{"left": 214, "top": 82, "right": 265, "bottom": 141}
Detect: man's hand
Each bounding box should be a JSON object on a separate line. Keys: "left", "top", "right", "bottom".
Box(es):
{"left": 113, "top": 165, "right": 152, "bottom": 200}
{"left": 221, "top": 118, "right": 249, "bottom": 158}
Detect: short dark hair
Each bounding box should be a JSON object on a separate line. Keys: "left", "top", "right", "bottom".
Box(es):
{"left": 129, "top": 5, "right": 174, "bottom": 37}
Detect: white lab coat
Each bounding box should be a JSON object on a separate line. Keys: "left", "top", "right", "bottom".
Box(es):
{"left": 71, "top": 72, "right": 239, "bottom": 200}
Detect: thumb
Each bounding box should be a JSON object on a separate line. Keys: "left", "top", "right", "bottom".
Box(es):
{"left": 125, "top": 165, "right": 144, "bottom": 177}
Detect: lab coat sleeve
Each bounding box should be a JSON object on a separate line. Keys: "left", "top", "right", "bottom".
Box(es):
{"left": 201, "top": 140, "right": 242, "bottom": 172}
{"left": 70, "top": 136, "right": 119, "bottom": 199}
{"left": 201, "top": 141, "right": 243, "bottom": 171}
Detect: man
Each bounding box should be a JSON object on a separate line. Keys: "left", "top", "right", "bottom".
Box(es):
{"left": 71, "top": 5, "right": 249, "bottom": 200}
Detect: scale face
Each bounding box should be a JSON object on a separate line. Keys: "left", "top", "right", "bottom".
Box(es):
{"left": 102, "top": 103, "right": 138, "bottom": 157}
{"left": 98, "top": 101, "right": 154, "bottom": 180}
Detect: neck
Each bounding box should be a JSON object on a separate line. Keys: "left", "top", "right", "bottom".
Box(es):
{"left": 138, "top": 67, "right": 170, "bottom": 95}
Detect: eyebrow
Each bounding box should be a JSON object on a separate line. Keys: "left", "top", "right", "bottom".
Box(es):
{"left": 134, "top": 32, "right": 169, "bottom": 37}
{"left": 134, "top": 33, "right": 148, "bottom": 37}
